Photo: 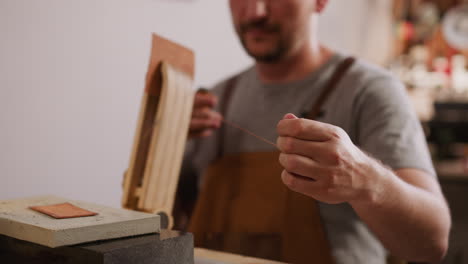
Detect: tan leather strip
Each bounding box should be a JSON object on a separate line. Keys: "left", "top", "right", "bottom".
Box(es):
{"left": 30, "top": 203, "right": 97, "bottom": 219}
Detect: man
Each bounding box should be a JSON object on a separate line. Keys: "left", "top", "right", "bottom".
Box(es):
{"left": 179, "top": 0, "right": 451, "bottom": 263}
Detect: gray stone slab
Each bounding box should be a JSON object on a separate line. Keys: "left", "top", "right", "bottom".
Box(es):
{"left": 0, "top": 230, "right": 193, "bottom": 264}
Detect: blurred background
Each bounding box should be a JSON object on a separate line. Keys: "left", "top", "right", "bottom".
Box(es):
{"left": 0, "top": 0, "right": 467, "bottom": 263}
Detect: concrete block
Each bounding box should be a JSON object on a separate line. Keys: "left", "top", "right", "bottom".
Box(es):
{"left": 0, "top": 195, "right": 160, "bottom": 247}
{"left": 0, "top": 230, "right": 193, "bottom": 264}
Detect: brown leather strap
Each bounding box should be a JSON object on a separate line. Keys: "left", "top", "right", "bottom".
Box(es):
{"left": 217, "top": 76, "right": 239, "bottom": 157}
{"left": 306, "top": 57, "right": 356, "bottom": 120}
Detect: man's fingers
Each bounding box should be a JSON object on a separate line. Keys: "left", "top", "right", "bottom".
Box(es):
{"left": 190, "top": 118, "right": 220, "bottom": 132}
{"left": 191, "top": 108, "right": 222, "bottom": 128}
{"left": 194, "top": 92, "right": 218, "bottom": 108}
{"left": 192, "top": 107, "right": 222, "bottom": 119}
{"left": 281, "top": 170, "right": 324, "bottom": 196}
{"left": 189, "top": 93, "right": 222, "bottom": 139}
{"left": 277, "top": 114, "right": 337, "bottom": 141}
{"left": 279, "top": 153, "right": 323, "bottom": 181}
{"left": 276, "top": 136, "right": 330, "bottom": 161}
{"left": 189, "top": 129, "right": 213, "bottom": 138}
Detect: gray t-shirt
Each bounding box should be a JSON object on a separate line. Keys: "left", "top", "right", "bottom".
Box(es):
{"left": 183, "top": 54, "right": 435, "bottom": 264}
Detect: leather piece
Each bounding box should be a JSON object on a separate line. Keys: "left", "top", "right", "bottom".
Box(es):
{"left": 29, "top": 203, "right": 98, "bottom": 219}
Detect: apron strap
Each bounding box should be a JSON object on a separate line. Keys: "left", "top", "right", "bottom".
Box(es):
{"left": 217, "top": 76, "right": 239, "bottom": 157}
{"left": 306, "top": 57, "right": 356, "bottom": 120}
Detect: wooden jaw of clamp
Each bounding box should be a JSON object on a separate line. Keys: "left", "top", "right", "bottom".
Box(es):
{"left": 122, "top": 34, "right": 195, "bottom": 229}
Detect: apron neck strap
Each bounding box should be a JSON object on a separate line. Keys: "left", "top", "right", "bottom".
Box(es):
{"left": 217, "top": 76, "right": 238, "bottom": 157}
{"left": 306, "top": 57, "right": 356, "bottom": 120}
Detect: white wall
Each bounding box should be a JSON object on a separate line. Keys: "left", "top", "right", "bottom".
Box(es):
{"left": 320, "top": 0, "right": 393, "bottom": 65}
{"left": 0, "top": 0, "right": 392, "bottom": 207}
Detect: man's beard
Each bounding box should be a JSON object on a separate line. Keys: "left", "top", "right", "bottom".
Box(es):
{"left": 238, "top": 20, "right": 287, "bottom": 63}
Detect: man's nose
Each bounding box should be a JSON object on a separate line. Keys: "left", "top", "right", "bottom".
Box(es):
{"left": 245, "top": 0, "right": 268, "bottom": 20}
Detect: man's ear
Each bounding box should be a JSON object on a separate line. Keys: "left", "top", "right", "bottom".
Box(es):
{"left": 315, "top": 0, "right": 328, "bottom": 13}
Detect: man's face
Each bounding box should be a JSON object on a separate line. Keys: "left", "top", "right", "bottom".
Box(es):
{"left": 229, "top": 0, "right": 315, "bottom": 63}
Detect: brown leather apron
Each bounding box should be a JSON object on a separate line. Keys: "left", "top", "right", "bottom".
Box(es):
{"left": 189, "top": 57, "right": 356, "bottom": 264}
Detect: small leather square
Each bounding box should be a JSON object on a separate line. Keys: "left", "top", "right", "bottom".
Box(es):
{"left": 29, "top": 202, "right": 98, "bottom": 219}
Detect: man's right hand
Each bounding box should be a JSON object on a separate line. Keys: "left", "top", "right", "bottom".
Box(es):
{"left": 189, "top": 90, "right": 222, "bottom": 139}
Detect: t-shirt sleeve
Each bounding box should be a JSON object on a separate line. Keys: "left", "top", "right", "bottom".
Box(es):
{"left": 353, "top": 76, "right": 436, "bottom": 176}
